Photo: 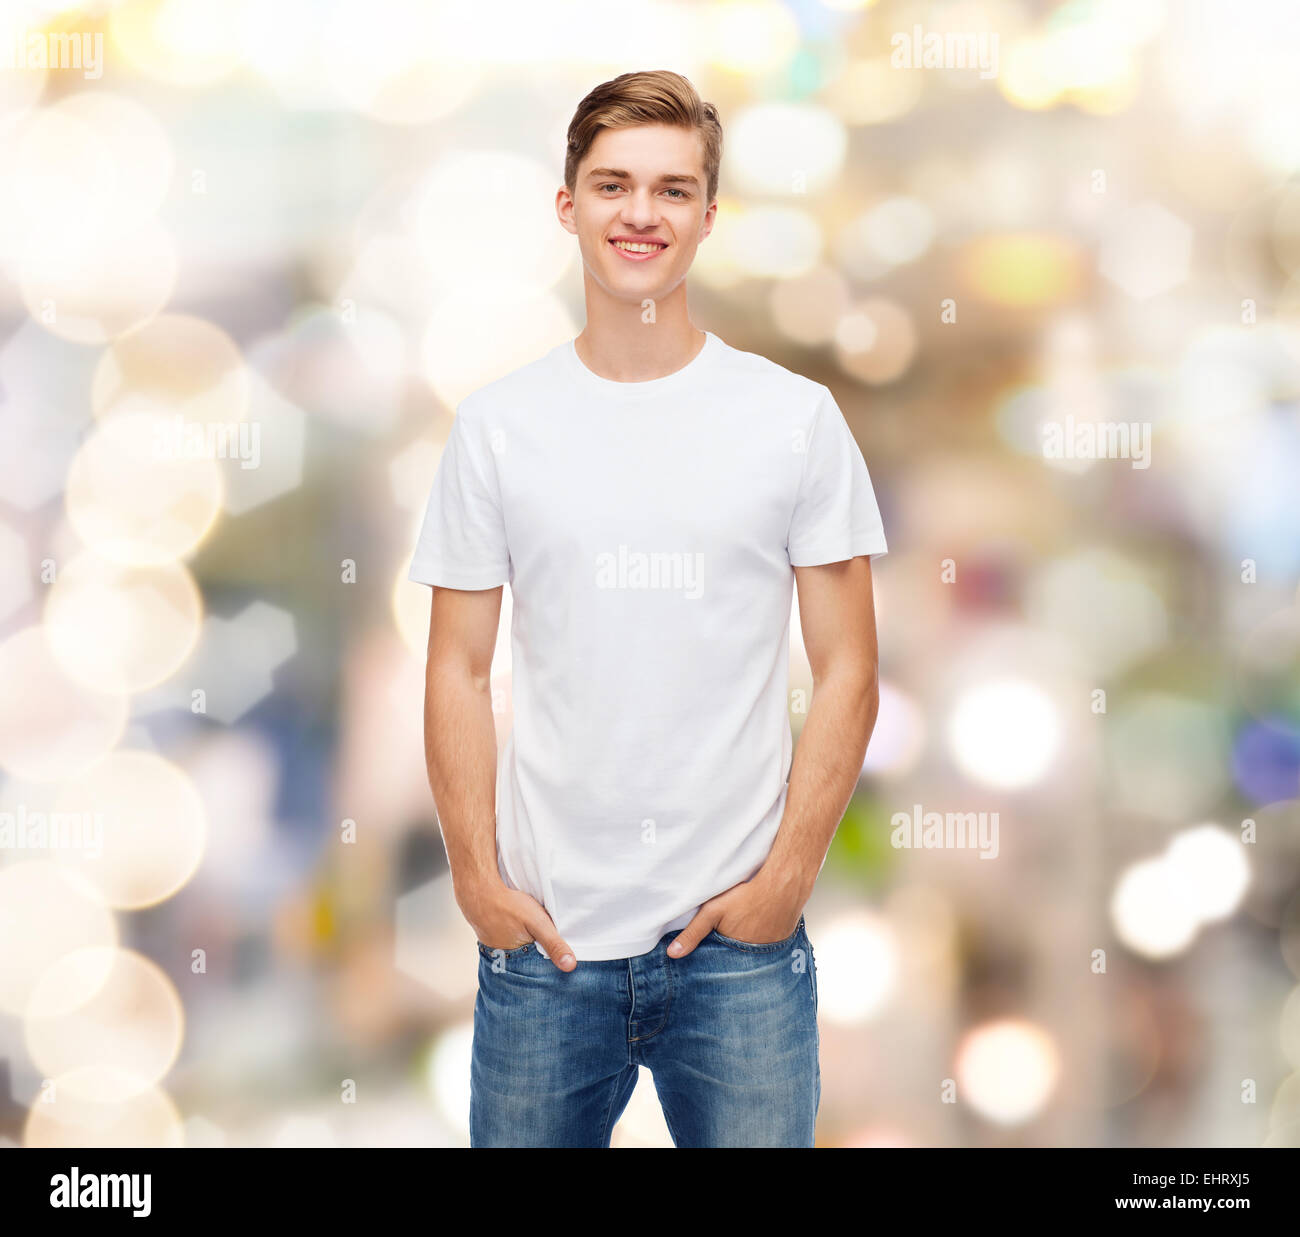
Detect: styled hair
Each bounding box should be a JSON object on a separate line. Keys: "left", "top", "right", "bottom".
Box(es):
{"left": 564, "top": 70, "right": 723, "bottom": 205}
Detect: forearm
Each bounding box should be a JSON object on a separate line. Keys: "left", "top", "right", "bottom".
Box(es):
{"left": 758, "top": 667, "right": 880, "bottom": 901}
{"left": 424, "top": 661, "right": 502, "bottom": 906}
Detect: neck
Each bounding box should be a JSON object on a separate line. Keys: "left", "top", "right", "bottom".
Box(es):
{"left": 575, "top": 288, "right": 705, "bottom": 383}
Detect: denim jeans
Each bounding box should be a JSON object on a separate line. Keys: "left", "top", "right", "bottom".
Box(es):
{"left": 469, "top": 914, "right": 820, "bottom": 1147}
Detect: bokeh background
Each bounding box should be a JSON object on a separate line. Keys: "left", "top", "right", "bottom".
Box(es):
{"left": 2, "top": 0, "right": 1300, "bottom": 1149}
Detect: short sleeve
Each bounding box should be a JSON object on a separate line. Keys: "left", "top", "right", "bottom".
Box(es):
{"left": 786, "top": 389, "right": 888, "bottom": 567}
{"left": 408, "top": 404, "right": 511, "bottom": 589}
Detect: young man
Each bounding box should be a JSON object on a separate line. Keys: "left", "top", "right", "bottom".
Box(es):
{"left": 410, "top": 70, "right": 887, "bottom": 1148}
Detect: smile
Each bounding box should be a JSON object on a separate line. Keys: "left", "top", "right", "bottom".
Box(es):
{"left": 610, "top": 239, "right": 668, "bottom": 261}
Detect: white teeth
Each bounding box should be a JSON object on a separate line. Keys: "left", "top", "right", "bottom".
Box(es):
{"left": 612, "top": 241, "right": 665, "bottom": 253}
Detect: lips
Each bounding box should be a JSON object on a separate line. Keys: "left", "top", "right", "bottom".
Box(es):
{"left": 609, "top": 238, "right": 668, "bottom": 262}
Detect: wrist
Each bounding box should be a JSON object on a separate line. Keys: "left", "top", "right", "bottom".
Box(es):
{"left": 453, "top": 871, "right": 507, "bottom": 912}
{"left": 752, "top": 861, "right": 815, "bottom": 907}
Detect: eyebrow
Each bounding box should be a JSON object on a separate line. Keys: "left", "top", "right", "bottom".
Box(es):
{"left": 585, "top": 167, "right": 700, "bottom": 187}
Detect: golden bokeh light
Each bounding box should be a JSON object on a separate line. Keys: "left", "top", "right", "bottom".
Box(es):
{"left": 109, "top": 0, "right": 246, "bottom": 87}
{"left": 92, "top": 312, "right": 249, "bottom": 426}
{"left": 25, "top": 1066, "right": 184, "bottom": 1147}
{"left": 25, "top": 946, "right": 185, "bottom": 1099}
{"left": 834, "top": 297, "right": 918, "bottom": 385}
{"left": 20, "top": 219, "right": 177, "bottom": 344}
{"left": 52, "top": 750, "right": 207, "bottom": 909}
{"left": 959, "top": 233, "right": 1087, "bottom": 308}
{"left": 66, "top": 408, "right": 224, "bottom": 566}
{"left": 0, "top": 862, "right": 118, "bottom": 1018}
{"left": 44, "top": 551, "right": 203, "bottom": 694}
{"left": 0, "top": 626, "right": 127, "bottom": 782}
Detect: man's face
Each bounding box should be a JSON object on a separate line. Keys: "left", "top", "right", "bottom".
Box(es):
{"left": 560, "top": 123, "right": 715, "bottom": 303}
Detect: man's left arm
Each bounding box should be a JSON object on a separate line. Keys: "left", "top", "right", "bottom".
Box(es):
{"left": 669, "top": 554, "right": 880, "bottom": 954}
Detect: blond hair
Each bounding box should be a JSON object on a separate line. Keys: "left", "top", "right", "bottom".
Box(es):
{"left": 564, "top": 70, "right": 723, "bottom": 204}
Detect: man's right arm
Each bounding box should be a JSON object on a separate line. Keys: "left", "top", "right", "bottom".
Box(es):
{"left": 422, "top": 586, "right": 577, "bottom": 969}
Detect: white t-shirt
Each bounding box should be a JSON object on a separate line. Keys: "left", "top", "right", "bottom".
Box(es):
{"left": 409, "top": 329, "right": 887, "bottom": 960}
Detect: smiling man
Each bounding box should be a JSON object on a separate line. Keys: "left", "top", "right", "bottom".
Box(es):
{"left": 410, "top": 70, "right": 887, "bottom": 1148}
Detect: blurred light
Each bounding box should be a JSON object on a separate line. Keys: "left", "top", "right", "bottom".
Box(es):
{"left": 48, "top": 92, "right": 174, "bottom": 233}
{"left": 269, "top": 303, "right": 406, "bottom": 437}
{"left": 839, "top": 1124, "right": 917, "bottom": 1147}
{"left": 110, "top": 0, "right": 246, "bottom": 87}
{"left": 1232, "top": 716, "right": 1300, "bottom": 805}
{"left": 1111, "top": 857, "right": 1200, "bottom": 959}
{"left": 25, "top": 947, "right": 184, "bottom": 1098}
{"left": 389, "top": 437, "right": 440, "bottom": 512}
{"left": 1000, "top": 38, "right": 1065, "bottom": 110}
{"left": 1281, "top": 986, "right": 1300, "bottom": 1071}
{"left": 1099, "top": 202, "right": 1193, "bottom": 300}
{"left": 0, "top": 320, "right": 97, "bottom": 510}
{"left": 0, "top": 862, "right": 117, "bottom": 1017}
{"left": 0, "top": 517, "right": 33, "bottom": 622}
{"left": 415, "top": 151, "right": 573, "bottom": 298}
{"left": 271, "top": 1117, "right": 338, "bottom": 1147}
{"left": 860, "top": 196, "right": 935, "bottom": 265}
{"left": 1283, "top": 889, "right": 1300, "bottom": 983}
{"left": 0, "top": 5, "right": 48, "bottom": 115}
{"left": 725, "top": 205, "right": 821, "bottom": 278}
{"left": 133, "top": 600, "right": 297, "bottom": 723}
{"left": 426, "top": 1019, "right": 473, "bottom": 1139}
{"left": 861, "top": 681, "right": 927, "bottom": 778}
{"left": 44, "top": 552, "right": 203, "bottom": 695}
{"left": 956, "top": 1020, "right": 1060, "bottom": 1124}
{"left": 92, "top": 313, "right": 249, "bottom": 428}
{"left": 394, "top": 874, "right": 478, "bottom": 1002}
{"left": 691, "top": 198, "right": 750, "bottom": 289}
{"left": 706, "top": 0, "right": 800, "bottom": 74}
{"left": 834, "top": 297, "right": 917, "bottom": 384}
{"left": 823, "top": 56, "right": 922, "bottom": 125}
{"left": 1110, "top": 694, "right": 1230, "bottom": 822}
{"left": 1165, "top": 824, "right": 1251, "bottom": 922}
{"left": 25, "top": 1067, "right": 183, "bottom": 1147}
{"left": 812, "top": 908, "right": 898, "bottom": 1025}
{"left": 1023, "top": 548, "right": 1168, "bottom": 678}
{"left": 52, "top": 750, "right": 207, "bottom": 909}
{"left": 728, "top": 102, "right": 846, "bottom": 196}
{"left": 768, "top": 264, "right": 851, "bottom": 346}
{"left": 179, "top": 731, "right": 277, "bottom": 885}
{"left": 947, "top": 678, "right": 1061, "bottom": 789}
{"left": 321, "top": 0, "right": 481, "bottom": 125}
{"left": 959, "top": 233, "right": 1086, "bottom": 308}
{"left": 66, "top": 408, "right": 224, "bottom": 565}
{"left": 422, "top": 291, "right": 575, "bottom": 412}
{"left": 0, "top": 627, "right": 127, "bottom": 781}
{"left": 20, "top": 218, "right": 177, "bottom": 344}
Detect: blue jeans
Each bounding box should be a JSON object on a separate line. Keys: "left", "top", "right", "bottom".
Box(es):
{"left": 470, "top": 915, "right": 820, "bottom": 1147}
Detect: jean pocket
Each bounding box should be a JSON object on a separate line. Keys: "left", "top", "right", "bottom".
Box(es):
{"left": 476, "top": 939, "right": 536, "bottom": 960}
{"left": 708, "top": 913, "right": 805, "bottom": 953}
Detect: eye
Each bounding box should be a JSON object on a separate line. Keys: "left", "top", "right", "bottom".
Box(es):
{"left": 664, "top": 187, "right": 687, "bottom": 199}
{"left": 597, "top": 183, "right": 622, "bottom": 194}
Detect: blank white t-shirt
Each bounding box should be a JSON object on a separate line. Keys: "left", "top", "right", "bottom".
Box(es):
{"left": 409, "top": 330, "right": 887, "bottom": 960}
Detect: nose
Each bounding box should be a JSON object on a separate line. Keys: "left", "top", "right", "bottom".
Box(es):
{"left": 620, "top": 188, "right": 661, "bottom": 229}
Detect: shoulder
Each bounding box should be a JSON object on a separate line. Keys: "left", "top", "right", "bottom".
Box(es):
{"left": 710, "top": 334, "right": 829, "bottom": 416}
{"left": 455, "top": 343, "right": 566, "bottom": 425}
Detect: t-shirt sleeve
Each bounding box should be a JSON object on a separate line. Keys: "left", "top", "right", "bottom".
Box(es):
{"left": 407, "top": 403, "right": 511, "bottom": 589}
{"left": 786, "top": 388, "right": 888, "bottom": 567}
